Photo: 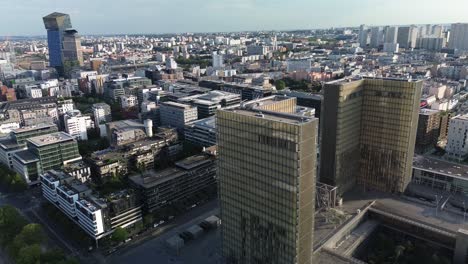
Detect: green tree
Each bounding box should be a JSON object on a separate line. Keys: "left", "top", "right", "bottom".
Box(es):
{"left": 0, "top": 205, "right": 27, "bottom": 245}
{"left": 111, "top": 227, "right": 128, "bottom": 243}
{"left": 15, "top": 244, "right": 41, "bottom": 264}
{"left": 14, "top": 224, "right": 46, "bottom": 248}
{"left": 10, "top": 173, "right": 27, "bottom": 192}
{"left": 275, "top": 80, "right": 286, "bottom": 90}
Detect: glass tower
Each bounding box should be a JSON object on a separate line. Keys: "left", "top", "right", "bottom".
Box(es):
{"left": 217, "top": 96, "right": 317, "bottom": 264}
{"left": 320, "top": 78, "right": 422, "bottom": 195}
{"left": 43, "top": 12, "right": 72, "bottom": 68}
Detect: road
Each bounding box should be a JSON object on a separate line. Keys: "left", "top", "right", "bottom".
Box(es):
{"left": 107, "top": 199, "right": 220, "bottom": 264}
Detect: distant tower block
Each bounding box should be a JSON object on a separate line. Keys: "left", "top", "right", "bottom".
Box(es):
{"left": 144, "top": 119, "right": 153, "bottom": 137}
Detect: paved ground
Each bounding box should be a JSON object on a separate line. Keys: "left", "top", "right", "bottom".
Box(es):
{"left": 107, "top": 207, "right": 221, "bottom": 264}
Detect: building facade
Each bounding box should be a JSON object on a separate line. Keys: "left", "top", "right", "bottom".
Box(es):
{"left": 12, "top": 132, "right": 81, "bottom": 183}
{"left": 416, "top": 109, "right": 441, "bottom": 154}
{"left": 449, "top": 23, "right": 468, "bottom": 51}
{"left": 40, "top": 170, "right": 142, "bottom": 240}
{"left": 64, "top": 110, "right": 93, "bottom": 141}
{"left": 130, "top": 152, "right": 217, "bottom": 213}
{"left": 160, "top": 102, "right": 198, "bottom": 130}
{"left": 446, "top": 115, "right": 468, "bottom": 160}
{"left": 217, "top": 96, "right": 317, "bottom": 264}
{"left": 320, "top": 78, "right": 422, "bottom": 194}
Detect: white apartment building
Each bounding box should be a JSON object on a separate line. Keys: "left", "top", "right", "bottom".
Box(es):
{"left": 120, "top": 95, "right": 138, "bottom": 109}
{"left": 212, "top": 52, "right": 224, "bottom": 68}
{"left": 25, "top": 85, "right": 43, "bottom": 98}
{"left": 446, "top": 115, "right": 468, "bottom": 160}
{"left": 64, "top": 110, "right": 93, "bottom": 141}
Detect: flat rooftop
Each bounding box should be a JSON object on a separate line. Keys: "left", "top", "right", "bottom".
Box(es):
{"left": 108, "top": 119, "right": 145, "bottom": 129}
{"left": 227, "top": 109, "right": 316, "bottom": 125}
{"left": 420, "top": 109, "right": 441, "bottom": 116}
{"left": 130, "top": 167, "right": 186, "bottom": 189}
{"left": 28, "top": 132, "right": 75, "bottom": 147}
{"left": 189, "top": 116, "right": 215, "bottom": 129}
{"left": 12, "top": 123, "right": 56, "bottom": 134}
{"left": 14, "top": 150, "right": 39, "bottom": 163}
{"left": 413, "top": 155, "right": 468, "bottom": 179}
{"left": 327, "top": 76, "right": 422, "bottom": 85}
{"left": 0, "top": 138, "right": 20, "bottom": 150}
{"left": 175, "top": 154, "right": 212, "bottom": 170}
{"left": 161, "top": 101, "right": 195, "bottom": 110}
{"left": 41, "top": 170, "right": 73, "bottom": 182}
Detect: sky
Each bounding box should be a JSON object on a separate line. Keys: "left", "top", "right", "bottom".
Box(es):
{"left": 1, "top": 0, "right": 468, "bottom": 36}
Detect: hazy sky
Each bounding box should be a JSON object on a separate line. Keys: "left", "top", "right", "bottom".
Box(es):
{"left": 1, "top": 0, "right": 468, "bottom": 36}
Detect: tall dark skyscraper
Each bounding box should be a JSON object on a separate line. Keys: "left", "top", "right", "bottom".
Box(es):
{"left": 43, "top": 12, "right": 83, "bottom": 75}
{"left": 217, "top": 96, "right": 317, "bottom": 264}
{"left": 320, "top": 78, "right": 422, "bottom": 195}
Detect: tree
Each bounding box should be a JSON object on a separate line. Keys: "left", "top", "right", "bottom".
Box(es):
{"left": 275, "top": 80, "right": 286, "bottom": 90}
{"left": 111, "top": 227, "right": 128, "bottom": 243}
{"left": 0, "top": 205, "right": 27, "bottom": 245}
{"left": 14, "top": 224, "right": 46, "bottom": 248}
{"left": 15, "top": 244, "right": 41, "bottom": 264}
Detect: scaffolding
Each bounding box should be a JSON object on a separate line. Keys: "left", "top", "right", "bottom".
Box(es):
{"left": 316, "top": 182, "right": 338, "bottom": 210}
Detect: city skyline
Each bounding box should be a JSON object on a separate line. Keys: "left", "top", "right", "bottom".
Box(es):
{"left": 2, "top": 0, "right": 468, "bottom": 36}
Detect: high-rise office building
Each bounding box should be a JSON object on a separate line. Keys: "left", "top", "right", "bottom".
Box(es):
{"left": 359, "top": 25, "right": 369, "bottom": 48}
{"left": 369, "top": 27, "right": 383, "bottom": 48}
{"left": 218, "top": 96, "right": 317, "bottom": 264}
{"left": 449, "top": 23, "right": 468, "bottom": 51}
{"left": 43, "top": 12, "right": 83, "bottom": 75}
{"left": 62, "top": 29, "right": 84, "bottom": 66}
{"left": 384, "top": 26, "right": 399, "bottom": 44}
{"left": 320, "top": 78, "right": 422, "bottom": 194}
{"left": 397, "top": 26, "right": 419, "bottom": 49}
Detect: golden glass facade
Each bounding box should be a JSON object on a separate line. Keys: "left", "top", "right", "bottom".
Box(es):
{"left": 217, "top": 103, "right": 317, "bottom": 264}
{"left": 320, "top": 78, "right": 422, "bottom": 194}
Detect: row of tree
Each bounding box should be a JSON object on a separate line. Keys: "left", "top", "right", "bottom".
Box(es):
{"left": 0, "top": 205, "right": 78, "bottom": 264}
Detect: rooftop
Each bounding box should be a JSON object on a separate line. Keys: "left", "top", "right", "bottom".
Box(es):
{"left": 420, "top": 109, "right": 440, "bottom": 116}
{"left": 413, "top": 155, "right": 468, "bottom": 179}
{"left": 28, "top": 132, "right": 75, "bottom": 147}
{"left": 12, "top": 123, "right": 56, "bottom": 134}
{"left": 187, "top": 116, "right": 216, "bottom": 130}
{"left": 222, "top": 96, "right": 316, "bottom": 125}
{"left": 130, "top": 167, "right": 186, "bottom": 189}
{"left": 175, "top": 154, "right": 213, "bottom": 170}
{"left": 161, "top": 101, "right": 195, "bottom": 110}
{"left": 0, "top": 138, "right": 21, "bottom": 150}
{"left": 327, "top": 76, "right": 422, "bottom": 85}
{"left": 107, "top": 120, "right": 145, "bottom": 130}
{"left": 13, "top": 150, "right": 39, "bottom": 164}
{"left": 76, "top": 196, "right": 107, "bottom": 213}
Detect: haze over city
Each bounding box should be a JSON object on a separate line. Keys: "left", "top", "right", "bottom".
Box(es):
{"left": 4, "top": 2, "right": 468, "bottom": 264}
{"left": 2, "top": 0, "right": 468, "bottom": 35}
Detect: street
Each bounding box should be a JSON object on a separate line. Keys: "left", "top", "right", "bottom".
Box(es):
{"left": 107, "top": 199, "right": 220, "bottom": 264}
